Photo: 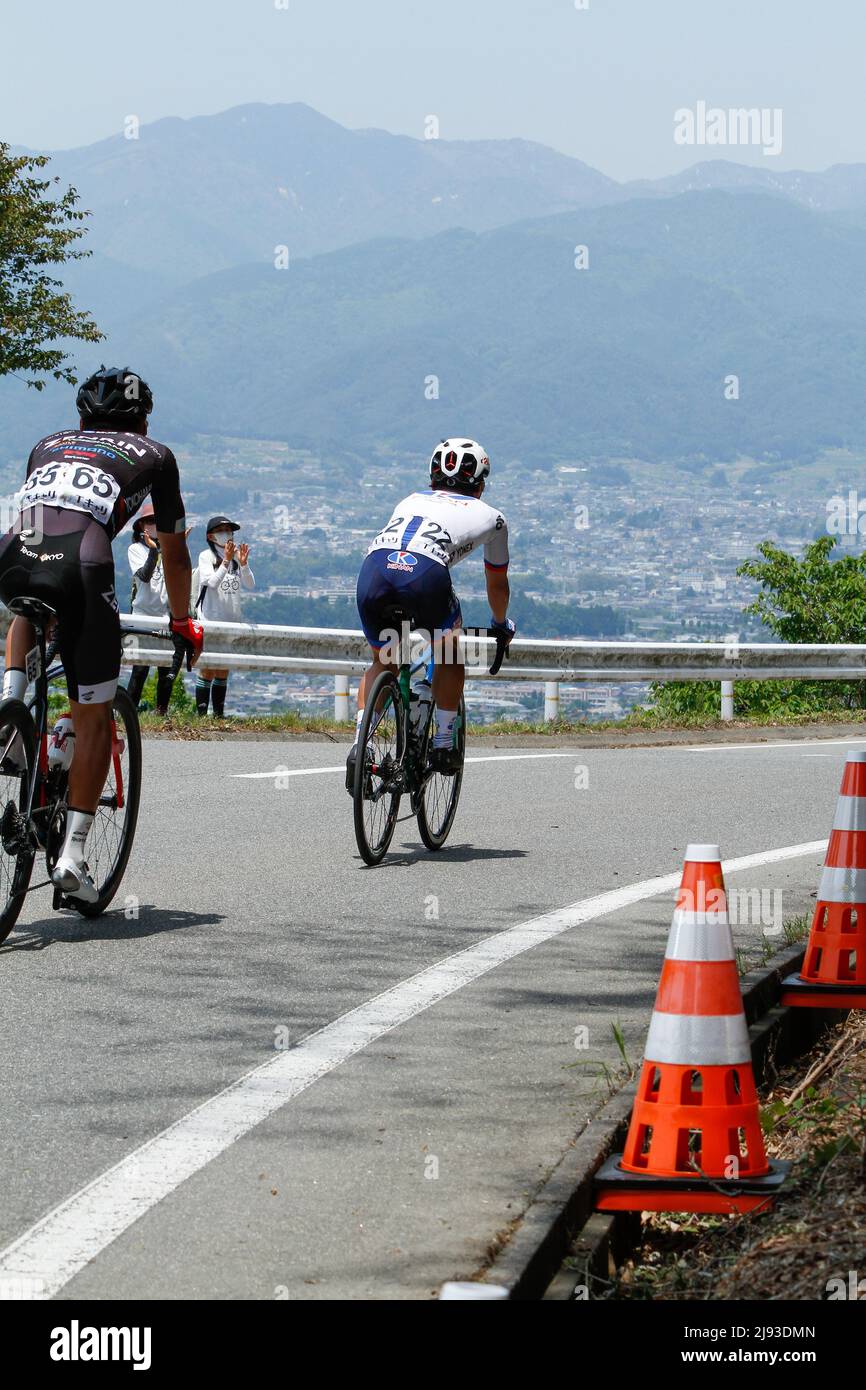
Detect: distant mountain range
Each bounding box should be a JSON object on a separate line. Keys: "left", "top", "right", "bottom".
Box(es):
{"left": 17, "top": 103, "right": 622, "bottom": 283}
{"left": 4, "top": 104, "right": 866, "bottom": 466}
{"left": 17, "top": 104, "right": 866, "bottom": 283}
{"left": 630, "top": 159, "right": 866, "bottom": 211}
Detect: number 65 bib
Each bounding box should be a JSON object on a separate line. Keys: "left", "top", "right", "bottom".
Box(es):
{"left": 16, "top": 460, "right": 121, "bottom": 528}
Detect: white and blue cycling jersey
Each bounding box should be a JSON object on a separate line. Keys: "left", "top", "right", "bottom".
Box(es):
{"left": 357, "top": 489, "right": 509, "bottom": 649}
{"left": 366, "top": 490, "right": 509, "bottom": 572}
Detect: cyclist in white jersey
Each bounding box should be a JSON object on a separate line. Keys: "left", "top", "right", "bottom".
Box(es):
{"left": 348, "top": 438, "right": 514, "bottom": 784}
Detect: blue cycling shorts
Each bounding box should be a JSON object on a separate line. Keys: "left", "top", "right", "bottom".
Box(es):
{"left": 356, "top": 549, "right": 462, "bottom": 649}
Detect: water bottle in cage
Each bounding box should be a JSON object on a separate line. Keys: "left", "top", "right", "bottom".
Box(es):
{"left": 47, "top": 714, "right": 75, "bottom": 770}
{"left": 409, "top": 676, "right": 433, "bottom": 740}
{"left": 409, "top": 679, "right": 433, "bottom": 738}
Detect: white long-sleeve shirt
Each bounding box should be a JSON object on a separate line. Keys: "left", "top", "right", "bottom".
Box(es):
{"left": 195, "top": 548, "right": 255, "bottom": 623}
{"left": 128, "top": 540, "right": 169, "bottom": 618}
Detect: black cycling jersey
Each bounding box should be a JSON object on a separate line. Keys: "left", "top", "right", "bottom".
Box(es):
{"left": 0, "top": 427, "right": 187, "bottom": 704}
{"left": 18, "top": 428, "right": 186, "bottom": 540}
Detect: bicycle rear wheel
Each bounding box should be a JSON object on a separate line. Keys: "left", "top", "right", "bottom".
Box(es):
{"left": 66, "top": 686, "right": 142, "bottom": 917}
{"left": 0, "top": 700, "right": 37, "bottom": 944}
{"left": 416, "top": 697, "right": 466, "bottom": 851}
{"left": 353, "top": 670, "right": 405, "bottom": 866}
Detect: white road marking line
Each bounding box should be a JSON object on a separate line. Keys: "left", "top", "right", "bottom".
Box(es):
{"left": 233, "top": 739, "right": 866, "bottom": 776}
{"left": 466, "top": 753, "right": 573, "bottom": 764}
{"left": 0, "top": 837, "right": 827, "bottom": 1300}
{"left": 685, "top": 736, "right": 866, "bottom": 754}
{"left": 235, "top": 766, "right": 345, "bottom": 779}
{"left": 232, "top": 752, "right": 575, "bottom": 780}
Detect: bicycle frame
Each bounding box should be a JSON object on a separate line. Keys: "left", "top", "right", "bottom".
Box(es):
{"left": 20, "top": 620, "right": 58, "bottom": 845}
{"left": 358, "top": 622, "right": 504, "bottom": 814}
{"left": 363, "top": 645, "right": 433, "bottom": 799}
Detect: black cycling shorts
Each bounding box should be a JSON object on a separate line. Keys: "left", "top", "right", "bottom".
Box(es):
{"left": 0, "top": 510, "right": 120, "bottom": 704}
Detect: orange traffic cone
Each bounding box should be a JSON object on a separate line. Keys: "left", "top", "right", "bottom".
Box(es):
{"left": 782, "top": 750, "right": 866, "bottom": 1010}
{"left": 596, "top": 844, "right": 789, "bottom": 1214}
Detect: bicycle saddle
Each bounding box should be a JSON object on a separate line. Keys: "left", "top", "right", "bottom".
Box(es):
{"left": 379, "top": 604, "right": 412, "bottom": 631}
{"left": 6, "top": 596, "right": 57, "bottom": 625}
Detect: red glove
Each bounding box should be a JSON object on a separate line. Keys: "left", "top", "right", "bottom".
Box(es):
{"left": 169, "top": 615, "right": 204, "bottom": 670}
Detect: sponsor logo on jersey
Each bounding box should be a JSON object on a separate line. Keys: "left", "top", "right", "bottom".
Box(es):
{"left": 386, "top": 550, "right": 418, "bottom": 573}
{"left": 127, "top": 488, "right": 150, "bottom": 516}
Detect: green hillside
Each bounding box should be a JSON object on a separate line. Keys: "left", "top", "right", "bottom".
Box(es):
{"left": 6, "top": 189, "right": 866, "bottom": 466}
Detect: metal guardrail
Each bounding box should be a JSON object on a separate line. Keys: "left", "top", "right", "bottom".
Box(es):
{"left": 117, "top": 615, "right": 866, "bottom": 722}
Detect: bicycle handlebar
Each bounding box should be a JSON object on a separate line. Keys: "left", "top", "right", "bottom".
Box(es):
{"left": 120, "top": 624, "right": 190, "bottom": 677}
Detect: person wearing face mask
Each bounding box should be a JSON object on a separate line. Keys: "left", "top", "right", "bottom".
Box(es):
{"left": 194, "top": 515, "right": 254, "bottom": 716}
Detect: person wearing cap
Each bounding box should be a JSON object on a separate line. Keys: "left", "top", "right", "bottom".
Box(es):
{"left": 193, "top": 515, "right": 254, "bottom": 716}
{"left": 125, "top": 503, "right": 175, "bottom": 715}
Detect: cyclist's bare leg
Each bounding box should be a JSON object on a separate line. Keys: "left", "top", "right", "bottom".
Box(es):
{"left": 358, "top": 646, "right": 397, "bottom": 709}
{"left": 431, "top": 629, "right": 465, "bottom": 711}
{"left": 67, "top": 700, "right": 112, "bottom": 812}
{"left": 4, "top": 616, "right": 35, "bottom": 683}
{"left": 51, "top": 697, "right": 112, "bottom": 899}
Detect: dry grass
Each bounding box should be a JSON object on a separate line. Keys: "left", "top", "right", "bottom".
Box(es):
{"left": 611, "top": 1014, "right": 866, "bottom": 1301}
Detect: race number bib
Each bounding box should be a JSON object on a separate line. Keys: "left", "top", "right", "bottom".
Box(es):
{"left": 16, "top": 460, "right": 121, "bottom": 527}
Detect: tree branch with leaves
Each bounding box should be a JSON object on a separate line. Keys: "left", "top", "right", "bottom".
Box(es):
{"left": 737, "top": 534, "right": 866, "bottom": 644}
{"left": 0, "top": 143, "right": 103, "bottom": 389}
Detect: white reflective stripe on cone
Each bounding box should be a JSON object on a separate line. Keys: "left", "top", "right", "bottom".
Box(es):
{"left": 845, "top": 751, "right": 866, "bottom": 764}
{"left": 644, "top": 1010, "right": 752, "bottom": 1066}
{"left": 666, "top": 913, "right": 736, "bottom": 963}
{"left": 684, "top": 844, "right": 721, "bottom": 863}
{"left": 817, "top": 866, "right": 866, "bottom": 903}
{"left": 832, "top": 796, "right": 866, "bottom": 833}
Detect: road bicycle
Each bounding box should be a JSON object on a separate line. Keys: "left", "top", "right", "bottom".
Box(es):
{"left": 0, "top": 598, "right": 181, "bottom": 943}
{"left": 352, "top": 619, "right": 509, "bottom": 865}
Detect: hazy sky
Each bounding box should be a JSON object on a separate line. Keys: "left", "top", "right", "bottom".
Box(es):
{"left": 3, "top": 0, "right": 864, "bottom": 180}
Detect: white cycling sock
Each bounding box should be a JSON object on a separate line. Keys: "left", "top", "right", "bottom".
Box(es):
{"left": 433, "top": 708, "right": 458, "bottom": 749}
{"left": 2, "top": 668, "right": 27, "bottom": 702}
{"left": 354, "top": 707, "right": 365, "bottom": 737}
{"left": 59, "top": 808, "right": 94, "bottom": 866}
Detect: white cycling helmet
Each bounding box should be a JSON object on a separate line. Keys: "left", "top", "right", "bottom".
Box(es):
{"left": 430, "top": 438, "right": 490, "bottom": 491}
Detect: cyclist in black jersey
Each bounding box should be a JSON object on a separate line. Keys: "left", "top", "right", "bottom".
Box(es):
{"left": 0, "top": 365, "right": 203, "bottom": 902}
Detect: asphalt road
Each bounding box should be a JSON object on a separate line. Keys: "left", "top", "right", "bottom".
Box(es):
{"left": 0, "top": 732, "right": 851, "bottom": 1300}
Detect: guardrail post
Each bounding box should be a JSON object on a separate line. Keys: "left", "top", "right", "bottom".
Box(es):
{"left": 720, "top": 680, "right": 734, "bottom": 722}
{"left": 544, "top": 681, "right": 560, "bottom": 723}
{"left": 334, "top": 673, "right": 350, "bottom": 722}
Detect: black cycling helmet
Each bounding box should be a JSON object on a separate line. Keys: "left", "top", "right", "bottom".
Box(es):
{"left": 76, "top": 365, "right": 153, "bottom": 423}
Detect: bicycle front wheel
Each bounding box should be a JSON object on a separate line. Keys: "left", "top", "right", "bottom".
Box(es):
{"left": 416, "top": 697, "right": 466, "bottom": 851}
{"left": 353, "top": 670, "right": 405, "bottom": 866}
{"left": 68, "top": 686, "right": 142, "bottom": 917}
{"left": 0, "top": 699, "right": 37, "bottom": 944}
